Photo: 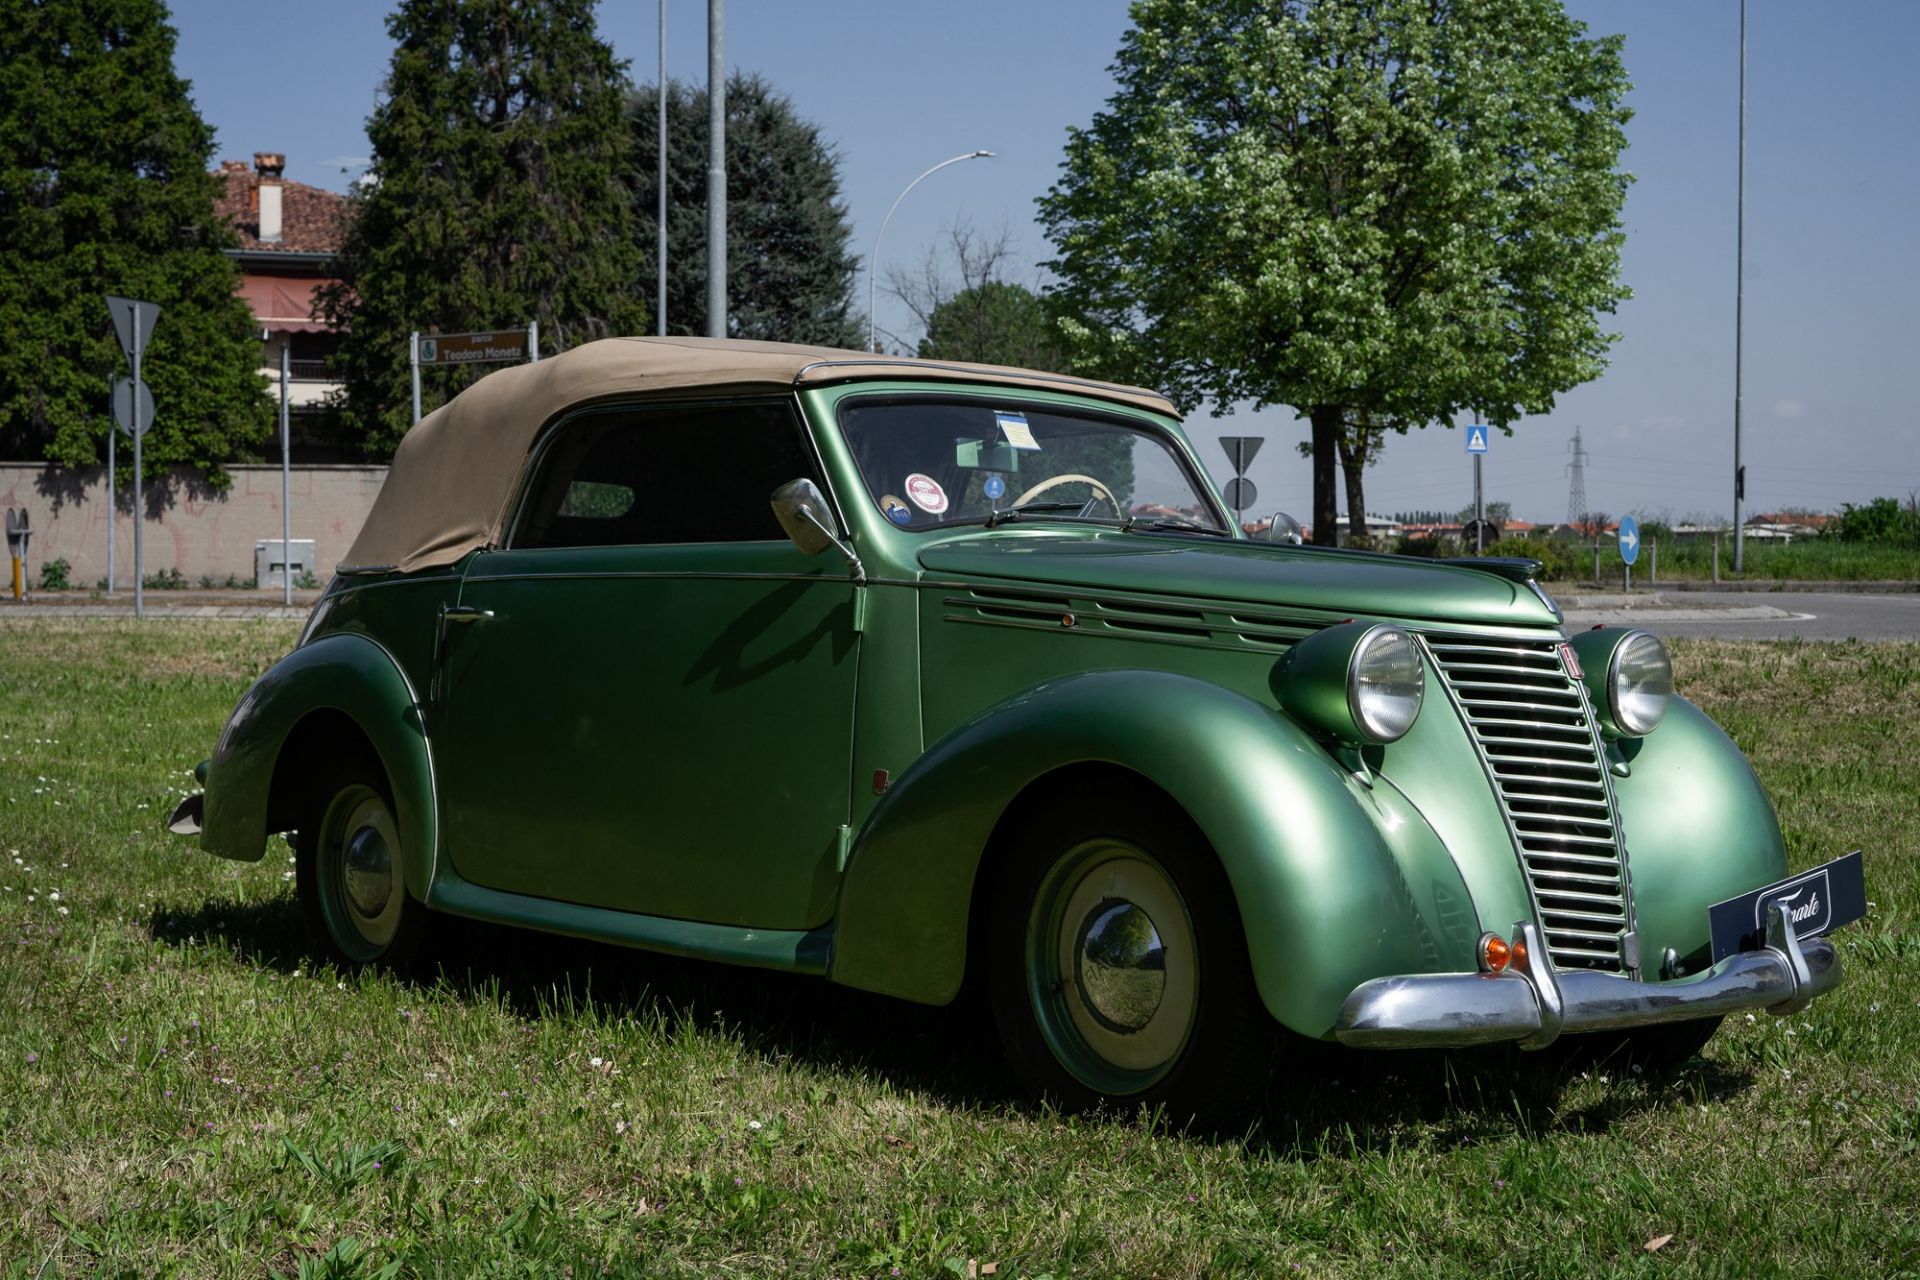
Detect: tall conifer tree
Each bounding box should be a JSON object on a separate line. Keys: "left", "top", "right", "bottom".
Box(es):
{"left": 326, "top": 0, "right": 641, "bottom": 457}
{"left": 627, "top": 75, "right": 862, "bottom": 348}
{"left": 0, "top": 0, "right": 270, "bottom": 477}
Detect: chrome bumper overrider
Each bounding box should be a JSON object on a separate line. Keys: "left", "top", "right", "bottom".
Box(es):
{"left": 1335, "top": 898, "right": 1841, "bottom": 1050}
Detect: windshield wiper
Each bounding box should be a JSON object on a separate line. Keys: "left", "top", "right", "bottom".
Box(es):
{"left": 1124, "top": 517, "right": 1229, "bottom": 537}
{"left": 984, "top": 501, "right": 1086, "bottom": 529}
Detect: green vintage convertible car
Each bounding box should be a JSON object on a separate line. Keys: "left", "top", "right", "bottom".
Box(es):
{"left": 170, "top": 337, "right": 1860, "bottom": 1117}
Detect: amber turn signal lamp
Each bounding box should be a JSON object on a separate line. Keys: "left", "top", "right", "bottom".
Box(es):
{"left": 1479, "top": 932, "right": 1511, "bottom": 974}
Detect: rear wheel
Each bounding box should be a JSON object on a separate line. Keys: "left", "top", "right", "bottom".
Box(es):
{"left": 986, "top": 790, "right": 1272, "bottom": 1126}
{"left": 296, "top": 756, "right": 427, "bottom": 971}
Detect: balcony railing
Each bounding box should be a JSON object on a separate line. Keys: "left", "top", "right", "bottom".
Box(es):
{"left": 287, "top": 359, "right": 336, "bottom": 382}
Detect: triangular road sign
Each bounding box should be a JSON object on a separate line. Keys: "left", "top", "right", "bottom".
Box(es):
{"left": 105, "top": 296, "right": 162, "bottom": 364}
{"left": 1220, "top": 436, "right": 1265, "bottom": 476}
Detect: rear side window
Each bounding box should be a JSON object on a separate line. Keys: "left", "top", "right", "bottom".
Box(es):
{"left": 512, "top": 400, "right": 820, "bottom": 548}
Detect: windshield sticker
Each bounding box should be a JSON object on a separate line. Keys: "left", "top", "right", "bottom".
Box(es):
{"left": 879, "top": 494, "right": 913, "bottom": 526}
{"left": 904, "top": 473, "right": 949, "bottom": 514}
{"left": 995, "top": 411, "right": 1041, "bottom": 451}
{"left": 982, "top": 473, "right": 1007, "bottom": 501}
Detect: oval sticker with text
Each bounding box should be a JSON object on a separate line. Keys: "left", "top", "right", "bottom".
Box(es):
{"left": 904, "top": 473, "right": 949, "bottom": 514}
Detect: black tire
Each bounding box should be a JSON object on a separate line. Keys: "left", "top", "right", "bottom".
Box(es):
{"left": 295, "top": 754, "right": 429, "bottom": 972}
{"left": 986, "top": 788, "right": 1273, "bottom": 1128}
{"left": 1550, "top": 1016, "right": 1723, "bottom": 1075}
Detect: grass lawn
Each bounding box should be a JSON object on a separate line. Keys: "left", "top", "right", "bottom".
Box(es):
{"left": 1, "top": 620, "right": 1916, "bottom": 1277}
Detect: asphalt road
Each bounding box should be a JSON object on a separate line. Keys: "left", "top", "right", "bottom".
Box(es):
{"left": 1559, "top": 591, "right": 1920, "bottom": 641}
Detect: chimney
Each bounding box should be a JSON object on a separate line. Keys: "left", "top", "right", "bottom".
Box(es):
{"left": 255, "top": 152, "right": 285, "bottom": 244}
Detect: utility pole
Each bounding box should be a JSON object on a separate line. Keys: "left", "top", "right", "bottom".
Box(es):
{"left": 657, "top": 0, "right": 667, "bottom": 336}
{"left": 1733, "top": 0, "right": 1748, "bottom": 572}
{"left": 706, "top": 0, "right": 726, "bottom": 339}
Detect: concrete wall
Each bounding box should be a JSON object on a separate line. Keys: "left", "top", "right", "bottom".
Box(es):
{"left": 0, "top": 463, "right": 386, "bottom": 588}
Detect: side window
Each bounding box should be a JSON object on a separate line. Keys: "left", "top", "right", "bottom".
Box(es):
{"left": 513, "top": 401, "right": 821, "bottom": 549}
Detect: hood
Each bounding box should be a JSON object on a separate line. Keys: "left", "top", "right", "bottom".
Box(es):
{"left": 916, "top": 531, "right": 1560, "bottom": 629}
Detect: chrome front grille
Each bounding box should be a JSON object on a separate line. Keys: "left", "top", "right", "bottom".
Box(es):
{"left": 1425, "top": 636, "right": 1631, "bottom": 973}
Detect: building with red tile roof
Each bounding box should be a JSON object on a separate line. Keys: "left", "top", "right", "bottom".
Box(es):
{"left": 212, "top": 154, "right": 349, "bottom": 429}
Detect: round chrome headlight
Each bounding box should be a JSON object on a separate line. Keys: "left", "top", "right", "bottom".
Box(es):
{"left": 1349, "top": 625, "right": 1424, "bottom": 744}
{"left": 1608, "top": 630, "right": 1672, "bottom": 737}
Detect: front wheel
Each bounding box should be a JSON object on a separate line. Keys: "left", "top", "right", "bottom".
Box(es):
{"left": 986, "top": 791, "right": 1273, "bottom": 1126}
{"left": 296, "top": 756, "right": 428, "bottom": 971}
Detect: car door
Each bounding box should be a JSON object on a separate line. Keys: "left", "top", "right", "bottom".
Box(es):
{"left": 433, "top": 397, "right": 860, "bottom": 931}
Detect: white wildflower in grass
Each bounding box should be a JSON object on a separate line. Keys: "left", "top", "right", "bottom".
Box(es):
{"left": 748, "top": 1120, "right": 763, "bottom": 1132}
{"left": 47, "top": 891, "right": 58, "bottom": 901}
{"left": 57, "top": 907, "right": 68, "bottom": 916}
{"left": 589, "top": 1057, "right": 604, "bottom": 1069}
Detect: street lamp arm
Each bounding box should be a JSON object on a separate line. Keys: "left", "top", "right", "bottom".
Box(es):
{"left": 868, "top": 150, "right": 994, "bottom": 352}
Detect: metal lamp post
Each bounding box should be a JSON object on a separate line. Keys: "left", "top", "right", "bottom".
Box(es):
{"left": 867, "top": 150, "right": 994, "bottom": 353}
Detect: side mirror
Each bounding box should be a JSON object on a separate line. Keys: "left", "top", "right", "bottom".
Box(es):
{"left": 771, "top": 479, "right": 866, "bottom": 584}
{"left": 1260, "top": 512, "right": 1304, "bottom": 545}
{"left": 772, "top": 478, "right": 837, "bottom": 555}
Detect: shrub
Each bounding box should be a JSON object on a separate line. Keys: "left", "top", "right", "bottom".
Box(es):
{"left": 1484, "top": 536, "right": 1586, "bottom": 582}
{"left": 1826, "top": 496, "right": 1920, "bottom": 548}
{"left": 37, "top": 558, "right": 71, "bottom": 591}
{"left": 142, "top": 567, "right": 187, "bottom": 590}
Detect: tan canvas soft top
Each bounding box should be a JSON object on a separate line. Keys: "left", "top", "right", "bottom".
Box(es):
{"left": 340, "top": 336, "right": 1177, "bottom": 575}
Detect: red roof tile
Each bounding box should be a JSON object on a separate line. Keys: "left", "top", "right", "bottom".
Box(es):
{"left": 213, "top": 159, "right": 349, "bottom": 255}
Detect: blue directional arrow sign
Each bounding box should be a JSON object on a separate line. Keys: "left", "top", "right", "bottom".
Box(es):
{"left": 1618, "top": 514, "right": 1641, "bottom": 566}
{"left": 1465, "top": 424, "right": 1490, "bottom": 455}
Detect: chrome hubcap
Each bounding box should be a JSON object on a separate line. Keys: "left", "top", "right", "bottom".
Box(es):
{"left": 318, "top": 783, "right": 403, "bottom": 959}
{"left": 1029, "top": 841, "right": 1199, "bottom": 1093}
{"left": 1076, "top": 900, "right": 1166, "bottom": 1032}
{"left": 343, "top": 824, "right": 393, "bottom": 918}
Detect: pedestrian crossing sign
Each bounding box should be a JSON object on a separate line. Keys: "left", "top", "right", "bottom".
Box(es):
{"left": 1465, "top": 425, "right": 1490, "bottom": 455}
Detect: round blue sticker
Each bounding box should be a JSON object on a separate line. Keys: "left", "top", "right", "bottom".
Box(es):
{"left": 880, "top": 494, "right": 913, "bottom": 526}
{"left": 983, "top": 473, "right": 1007, "bottom": 501}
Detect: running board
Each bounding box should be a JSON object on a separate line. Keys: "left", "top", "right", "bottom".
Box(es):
{"left": 425, "top": 871, "right": 833, "bottom": 975}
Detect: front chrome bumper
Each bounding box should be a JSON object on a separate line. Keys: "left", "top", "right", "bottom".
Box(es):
{"left": 1335, "top": 898, "right": 1841, "bottom": 1050}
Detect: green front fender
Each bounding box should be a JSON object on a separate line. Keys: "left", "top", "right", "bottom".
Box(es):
{"left": 200, "top": 633, "right": 437, "bottom": 899}
{"left": 1614, "top": 696, "right": 1789, "bottom": 971}
{"left": 829, "top": 670, "right": 1478, "bottom": 1036}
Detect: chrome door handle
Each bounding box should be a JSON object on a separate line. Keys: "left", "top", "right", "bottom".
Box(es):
{"left": 442, "top": 606, "right": 494, "bottom": 623}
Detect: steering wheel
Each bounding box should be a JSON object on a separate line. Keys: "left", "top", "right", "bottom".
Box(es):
{"left": 1011, "top": 473, "right": 1122, "bottom": 519}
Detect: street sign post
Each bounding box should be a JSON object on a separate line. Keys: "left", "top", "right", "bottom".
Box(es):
{"left": 1618, "top": 513, "right": 1641, "bottom": 591}
{"left": 106, "top": 295, "right": 160, "bottom": 618}
{"left": 1219, "top": 436, "right": 1264, "bottom": 529}
{"left": 410, "top": 324, "right": 540, "bottom": 424}
{"left": 1466, "top": 424, "right": 1490, "bottom": 552}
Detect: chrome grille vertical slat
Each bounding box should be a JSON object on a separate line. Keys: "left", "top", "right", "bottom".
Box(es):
{"left": 1425, "top": 636, "right": 1632, "bottom": 973}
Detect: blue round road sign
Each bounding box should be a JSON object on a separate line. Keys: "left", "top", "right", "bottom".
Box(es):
{"left": 1618, "top": 514, "right": 1641, "bottom": 566}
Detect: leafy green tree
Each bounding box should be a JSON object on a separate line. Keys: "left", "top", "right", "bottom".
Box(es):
{"left": 1040, "top": 0, "right": 1633, "bottom": 544}
{"left": 628, "top": 75, "right": 861, "bottom": 347}
{"left": 1826, "top": 495, "right": 1920, "bottom": 548}
{"left": 919, "top": 281, "right": 1067, "bottom": 371}
{"left": 0, "top": 0, "right": 270, "bottom": 478}
{"left": 324, "top": 0, "right": 642, "bottom": 457}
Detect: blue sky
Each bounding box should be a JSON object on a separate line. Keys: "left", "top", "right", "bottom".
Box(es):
{"left": 169, "top": 0, "right": 1917, "bottom": 524}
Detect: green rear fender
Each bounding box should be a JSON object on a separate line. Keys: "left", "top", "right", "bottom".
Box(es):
{"left": 829, "top": 670, "right": 1477, "bottom": 1036}
{"left": 200, "top": 633, "right": 437, "bottom": 898}
{"left": 1614, "top": 695, "right": 1789, "bottom": 971}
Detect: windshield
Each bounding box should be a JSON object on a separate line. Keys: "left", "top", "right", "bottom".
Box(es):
{"left": 836, "top": 396, "right": 1228, "bottom": 534}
